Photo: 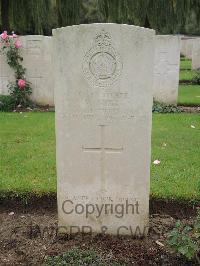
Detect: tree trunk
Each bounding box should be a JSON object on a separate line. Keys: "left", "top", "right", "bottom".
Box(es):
{"left": 1, "top": 0, "right": 10, "bottom": 31}
{"left": 144, "top": 14, "right": 151, "bottom": 29}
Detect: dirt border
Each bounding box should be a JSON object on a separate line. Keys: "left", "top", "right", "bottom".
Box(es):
{"left": 0, "top": 194, "right": 199, "bottom": 219}
{"left": 179, "top": 80, "right": 199, "bottom": 85}
{"left": 178, "top": 105, "right": 200, "bottom": 112}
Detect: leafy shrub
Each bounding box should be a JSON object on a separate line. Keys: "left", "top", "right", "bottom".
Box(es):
{"left": 0, "top": 31, "right": 32, "bottom": 107}
{"left": 152, "top": 101, "right": 181, "bottom": 113}
{"left": 0, "top": 95, "right": 15, "bottom": 111}
{"left": 43, "top": 248, "right": 123, "bottom": 266}
{"left": 9, "top": 81, "right": 32, "bottom": 107}
{"left": 192, "top": 70, "right": 200, "bottom": 85}
{"left": 167, "top": 209, "right": 200, "bottom": 263}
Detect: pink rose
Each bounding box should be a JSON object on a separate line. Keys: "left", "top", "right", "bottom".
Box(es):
{"left": 12, "top": 31, "right": 17, "bottom": 38}
{"left": 18, "top": 79, "right": 26, "bottom": 88}
{"left": 15, "top": 39, "right": 22, "bottom": 49}
{"left": 0, "top": 31, "right": 8, "bottom": 40}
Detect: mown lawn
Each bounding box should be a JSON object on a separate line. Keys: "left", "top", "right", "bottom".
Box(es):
{"left": 0, "top": 112, "right": 56, "bottom": 195}
{"left": 179, "top": 57, "right": 198, "bottom": 82}
{"left": 0, "top": 112, "right": 199, "bottom": 201}
{"left": 179, "top": 70, "right": 197, "bottom": 81}
{"left": 178, "top": 85, "right": 200, "bottom": 106}
{"left": 151, "top": 113, "right": 200, "bottom": 201}
{"left": 180, "top": 58, "right": 191, "bottom": 70}
{"left": 178, "top": 56, "right": 200, "bottom": 106}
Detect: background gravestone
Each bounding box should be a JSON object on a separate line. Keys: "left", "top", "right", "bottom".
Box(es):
{"left": 0, "top": 54, "right": 13, "bottom": 95}
{"left": 20, "top": 36, "right": 54, "bottom": 106}
{"left": 0, "top": 35, "right": 54, "bottom": 106}
{"left": 153, "top": 35, "right": 180, "bottom": 104}
{"left": 181, "top": 37, "right": 197, "bottom": 59}
{"left": 192, "top": 38, "right": 200, "bottom": 70}
{"left": 53, "top": 24, "right": 155, "bottom": 235}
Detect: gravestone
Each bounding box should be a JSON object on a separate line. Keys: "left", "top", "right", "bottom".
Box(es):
{"left": 53, "top": 24, "right": 155, "bottom": 235}
{"left": 185, "top": 38, "right": 195, "bottom": 59}
{"left": 153, "top": 35, "right": 180, "bottom": 104}
{"left": 0, "top": 35, "right": 54, "bottom": 106}
{"left": 20, "top": 36, "right": 54, "bottom": 106}
{"left": 181, "top": 37, "right": 196, "bottom": 59}
{"left": 192, "top": 38, "right": 200, "bottom": 70}
{"left": 0, "top": 55, "right": 13, "bottom": 95}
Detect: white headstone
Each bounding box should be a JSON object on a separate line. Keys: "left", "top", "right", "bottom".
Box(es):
{"left": 180, "top": 38, "right": 187, "bottom": 57}
{"left": 185, "top": 39, "right": 194, "bottom": 59}
{"left": 192, "top": 38, "right": 200, "bottom": 70}
{"left": 0, "top": 35, "right": 54, "bottom": 106}
{"left": 20, "top": 36, "right": 54, "bottom": 106}
{"left": 0, "top": 55, "right": 14, "bottom": 95}
{"left": 53, "top": 24, "right": 155, "bottom": 236}
{"left": 153, "top": 35, "right": 180, "bottom": 104}
{"left": 181, "top": 37, "right": 197, "bottom": 59}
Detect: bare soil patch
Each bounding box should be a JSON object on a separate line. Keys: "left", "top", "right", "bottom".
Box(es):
{"left": 178, "top": 105, "right": 200, "bottom": 113}
{"left": 0, "top": 197, "right": 199, "bottom": 265}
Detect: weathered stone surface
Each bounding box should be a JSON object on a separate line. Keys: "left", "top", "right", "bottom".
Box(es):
{"left": 153, "top": 35, "right": 180, "bottom": 104}
{"left": 181, "top": 37, "right": 198, "bottom": 59}
{"left": 19, "top": 36, "right": 54, "bottom": 106}
{"left": 192, "top": 38, "right": 200, "bottom": 70}
{"left": 0, "top": 55, "right": 14, "bottom": 95}
{"left": 53, "top": 24, "right": 155, "bottom": 235}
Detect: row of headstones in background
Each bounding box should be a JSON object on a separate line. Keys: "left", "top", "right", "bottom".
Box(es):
{"left": 181, "top": 36, "right": 200, "bottom": 70}
{"left": 0, "top": 31, "right": 182, "bottom": 106}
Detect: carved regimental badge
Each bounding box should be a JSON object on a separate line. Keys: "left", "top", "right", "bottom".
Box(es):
{"left": 82, "top": 30, "right": 122, "bottom": 87}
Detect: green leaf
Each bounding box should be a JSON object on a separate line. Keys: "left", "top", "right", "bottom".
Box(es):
{"left": 178, "top": 246, "right": 188, "bottom": 255}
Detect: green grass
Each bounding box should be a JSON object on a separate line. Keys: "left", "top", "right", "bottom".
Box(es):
{"left": 179, "top": 58, "right": 197, "bottom": 81}
{"left": 179, "top": 70, "right": 197, "bottom": 81}
{"left": 178, "top": 85, "right": 200, "bottom": 106}
{"left": 0, "top": 112, "right": 56, "bottom": 195}
{"left": 180, "top": 58, "right": 191, "bottom": 70}
{"left": 43, "top": 248, "right": 124, "bottom": 266}
{"left": 0, "top": 112, "right": 200, "bottom": 201}
{"left": 178, "top": 58, "right": 200, "bottom": 106}
{"left": 151, "top": 113, "right": 200, "bottom": 201}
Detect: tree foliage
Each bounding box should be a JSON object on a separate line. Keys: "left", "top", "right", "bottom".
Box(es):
{"left": 0, "top": 0, "right": 199, "bottom": 35}
{"left": 97, "top": 0, "right": 200, "bottom": 34}
{"left": 56, "top": 0, "right": 80, "bottom": 26}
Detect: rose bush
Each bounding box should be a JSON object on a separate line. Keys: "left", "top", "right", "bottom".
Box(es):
{"left": 0, "top": 31, "right": 32, "bottom": 108}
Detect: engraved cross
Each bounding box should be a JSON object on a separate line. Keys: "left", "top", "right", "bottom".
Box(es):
{"left": 82, "top": 125, "right": 123, "bottom": 188}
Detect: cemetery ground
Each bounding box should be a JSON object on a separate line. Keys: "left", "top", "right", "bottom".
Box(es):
{"left": 0, "top": 56, "right": 200, "bottom": 266}
{"left": 0, "top": 112, "right": 200, "bottom": 200}
{"left": 179, "top": 57, "right": 200, "bottom": 106}
{"left": 0, "top": 111, "right": 199, "bottom": 265}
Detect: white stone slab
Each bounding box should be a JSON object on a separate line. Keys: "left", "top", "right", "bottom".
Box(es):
{"left": 0, "top": 35, "right": 54, "bottom": 106}
{"left": 20, "top": 36, "right": 54, "bottom": 106}
{"left": 181, "top": 37, "right": 197, "bottom": 59}
{"left": 192, "top": 38, "right": 200, "bottom": 70}
{"left": 53, "top": 24, "right": 155, "bottom": 236}
{"left": 185, "top": 39, "right": 194, "bottom": 59}
{"left": 0, "top": 55, "right": 14, "bottom": 95}
{"left": 153, "top": 35, "right": 180, "bottom": 104}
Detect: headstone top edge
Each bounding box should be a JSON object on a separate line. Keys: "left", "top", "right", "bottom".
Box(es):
{"left": 156, "top": 34, "right": 180, "bottom": 39}
{"left": 52, "top": 23, "right": 155, "bottom": 35}
{"left": 19, "top": 35, "right": 52, "bottom": 39}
